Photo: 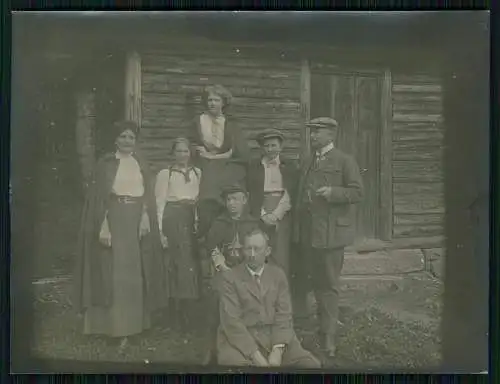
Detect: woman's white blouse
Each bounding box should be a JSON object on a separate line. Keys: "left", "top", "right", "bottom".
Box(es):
{"left": 155, "top": 167, "right": 202, "bottom": 231}
{"left": 200, "top": 113, "right": 226, "bottom": 150}
{"left": 111, "top": 152, "right": 145, "bottom": 197}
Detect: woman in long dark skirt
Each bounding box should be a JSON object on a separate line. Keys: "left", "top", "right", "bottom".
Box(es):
{"left": 155, "top": 138, "right": 201, "bottom": 330}
{"left": 190, "top": 84, "right": 250, "bottom": 240}
{"left": 73, "top": 121, "right": 165, "bottom": 352}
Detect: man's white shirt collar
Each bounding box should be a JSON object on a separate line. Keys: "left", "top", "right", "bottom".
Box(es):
{"left": 261, "top": 155, "right": 281, "bottom": 166}
{"left": 246, "top": 264, "right": 265, "bottom": 278}
{"left": 316, "top": 142, "right": 335, "bottom": 158}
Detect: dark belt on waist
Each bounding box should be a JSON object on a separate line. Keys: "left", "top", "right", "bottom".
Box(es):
{"left": 264, "top": 191, "right": 284, "bottom": 197}
{"left": 110, "top": 194, "right": 143, "bottom": 204}
{"left": 166, "top": 199, "right": 196, "bottom": 206}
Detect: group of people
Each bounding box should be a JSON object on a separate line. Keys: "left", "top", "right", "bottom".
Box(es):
{"left": 73, "top": 84, "right": 364, "bottom": 368}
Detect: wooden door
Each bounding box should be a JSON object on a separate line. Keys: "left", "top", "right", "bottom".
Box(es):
{"left": 310, "top": 71, "right": 382, "bottom": 241}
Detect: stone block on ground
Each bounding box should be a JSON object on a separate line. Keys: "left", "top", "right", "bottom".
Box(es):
{"left": 343, "top": 249, "right": 425, "bottom": 275}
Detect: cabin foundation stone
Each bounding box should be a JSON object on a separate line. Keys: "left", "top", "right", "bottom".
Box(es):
{"left": 343, "top": 249, "right": 425, "bottom": 276}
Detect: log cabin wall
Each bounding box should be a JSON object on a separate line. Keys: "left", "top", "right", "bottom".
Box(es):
{"left": 139, "top": 46, "right": 303, "bottom": 174}
{"left": 391, "top": 73, "right": 445, "bottom": 239}
{"left": 136, "top": 43, "right": 446, "bottom": 242}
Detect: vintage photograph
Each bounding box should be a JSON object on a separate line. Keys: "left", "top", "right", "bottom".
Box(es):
{"left": 10, "top": 11, "right": 490, "bottom": 372}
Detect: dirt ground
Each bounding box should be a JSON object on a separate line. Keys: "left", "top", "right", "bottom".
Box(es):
{"left": 31, "top": 271, "right": 442, "bottom": 371}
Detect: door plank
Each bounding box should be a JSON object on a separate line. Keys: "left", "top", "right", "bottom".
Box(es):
{"left": 355, "top": 76, "right": 381, "bottom": 239}
{"left": 379, "top": 69, "right": 393, "bottom": 240}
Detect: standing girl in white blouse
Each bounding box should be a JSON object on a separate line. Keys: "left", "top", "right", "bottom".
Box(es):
{"left": 155, "top": 137, "right": 202, "bottom": 330}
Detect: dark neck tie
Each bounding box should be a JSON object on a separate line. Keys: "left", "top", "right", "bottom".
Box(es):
{"left": 254, "top": 273, "right": 261, "bottom": 285}
{"left": 314, "top": 152, "right": 322, "bottom": 169}
{"left": 253, "top": 273, "right": 263, "bottom": 296}
{"left": 170, "top": 167, "right": 191, "bottom": 183}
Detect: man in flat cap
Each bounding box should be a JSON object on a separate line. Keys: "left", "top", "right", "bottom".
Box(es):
{"left": 247, "top": 128, "right": 298, "bottom": 277}
{"left": 293, "top": 117, "right": 364, "bottom": 358}
{"left": 202, "top": 182, "right": 263, "bottom": 364}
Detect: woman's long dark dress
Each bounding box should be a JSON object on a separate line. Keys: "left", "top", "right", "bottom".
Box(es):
{"left": 73, "top": 153, "right": 165, "bottom": 338}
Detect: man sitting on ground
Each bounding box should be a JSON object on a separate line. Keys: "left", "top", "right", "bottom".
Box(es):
{"left": 216, "top": 228, "right": 321, "bottom": 368}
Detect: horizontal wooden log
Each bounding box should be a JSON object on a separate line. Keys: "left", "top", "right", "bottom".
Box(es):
{"left": 143, "top": 106, "right": 301, "bottom": 121}
{"left": 142, "top": 63, "right": 300, "bottom": 80}
{"left": 142, "top": 104, "right": 187, "bottom": 116}
{"left": 393, "top": 224, "right": 444, "bottom": 238}
{"left": 234, "top": 116, "right": 303, "bottom": 128}
{"left": 309, "top": 62, "right": 383, "bottom": 76}
{"left": 139, "top": 130, "right": 302, "bottom": 145}
{"left": 141, "top": 117, "right": 190, "bottom": 128}
{"left": 141, "top": 52, "right": 301, "bottom": 70}
{"left": 142, "top": 72, "right": 299, "bottom": 90}
{"left": 393, "top": 182, "right": 444, "bottom": 196}
{"left": 393, "top": 141, "right": 444, "bottom": 151}
{"left": 393, "top": 161, "right": 444, "bottom": 183}
{"left": 394, "top": 193, "right": 445, "bottom": 214}
{"left": 392, "top": 93, "right": 442, "bottom": 103}
{"left": 392, "top": 130, "right": 444, "bottom": 142}
{"left": 392, "top": 101, "right": 443, "bottom": 114}
{"left": 392, "top": 84, "right": 442, "bottom": 93}
{"left": 392, "top": 74, "right": 440, "bottom": 84}
{"left": 393, "top": 145, "right": 444, "bottom": 161}
{"left": 392, "top": 113, "right": 443, "bottom": 123}
{"left": 393, "top": 121, "right": 442, "bottom": 132}
{"left": 142, "top": 84, "right": 300, "bottom": 100}
{"left": 393, "top": 213, "right": 444, "bottom": 226}
{"left": 141, "top": 118, "right": 303, "bottom": 132}
{"left": 393, "top": 176, "right": 443, "bottom": 184}
{"left": 142, "top": 93, "right": 302, "bottom": 112}
{"left": 342, "top": 249, "right": 425, "bottom": 275}
{"left": 139, "top": 126, "right": 193, "bottom": 137}
{"left": 345, "top": 236, "right": 444, "bottom": 253}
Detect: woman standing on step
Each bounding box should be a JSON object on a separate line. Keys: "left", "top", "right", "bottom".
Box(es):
{"left": 73, "top": 120, "right": 165, "bottom": 352}
{"left": 155, "top": 137, "right": 202, "bottom": 330}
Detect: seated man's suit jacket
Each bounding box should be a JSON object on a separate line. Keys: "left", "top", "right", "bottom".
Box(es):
{"left": 217, "top": 263, "right": 294, "bottom": 358}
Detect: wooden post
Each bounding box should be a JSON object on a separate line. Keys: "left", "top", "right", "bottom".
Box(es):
{"left": 330, "top": 75, "right": 338, "bottom": 119}
{"left": 75, "top": 89, "right": 96, "bottom": 190}
{"left": 300, "top": 59, "right": 311, "bottom": 159}
{"left": 379, "top": 69, "right": 393, "bottom": 241}
{"left": 125, "top": 51, "right": 142, "bottom": 130}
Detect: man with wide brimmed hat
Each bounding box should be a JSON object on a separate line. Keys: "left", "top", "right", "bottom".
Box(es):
{"left": 293, "top": 116, "right": 364, "bottom": 359}
{"left": 247, "top": 128, "right": 298, "bottom": 277}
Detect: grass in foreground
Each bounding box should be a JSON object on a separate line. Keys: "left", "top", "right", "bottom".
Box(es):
{"left": 31, "top": 273, "right": 442, "bottom": 370}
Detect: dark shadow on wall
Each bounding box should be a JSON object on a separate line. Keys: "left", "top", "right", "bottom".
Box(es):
{"left": 440, "top": 16, "right": 490, "bottom": 373}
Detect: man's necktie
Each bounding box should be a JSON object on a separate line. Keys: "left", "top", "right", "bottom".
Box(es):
{"left": 254, "top": 274, "right": 261, "bottom": 286}
{"left": 253, "top": 273, "right": 263, "bottom": 296}
{"left": 314, "top": 152, "right": 322, "bottom": 169}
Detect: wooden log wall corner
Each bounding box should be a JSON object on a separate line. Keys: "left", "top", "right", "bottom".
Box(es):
{"left": 125, "top": 51, "right": 142, "bottom": 129}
